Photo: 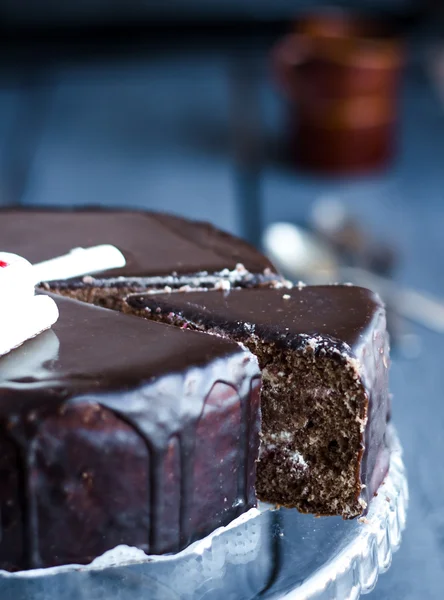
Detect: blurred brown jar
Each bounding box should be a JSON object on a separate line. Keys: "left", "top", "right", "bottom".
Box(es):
{"left": 273, "top": 11, "right": 404, "bottom": 174}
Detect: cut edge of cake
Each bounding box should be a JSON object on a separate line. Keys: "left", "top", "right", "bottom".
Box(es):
{"left": 124, "top": 286, "right": 391, "bottom": 519}
{"left": 40, "top": 262, "right": 290, "bottom": 313}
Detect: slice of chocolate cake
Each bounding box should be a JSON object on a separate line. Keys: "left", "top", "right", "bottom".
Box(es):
{"left": 127, "top": 285, "right": 390, "bottom": 519}
{"left": 0, "top": 293, "right": 260, "bottom": 571}
{"left": 0, "top": 208, "right": 284, "bottom": 310}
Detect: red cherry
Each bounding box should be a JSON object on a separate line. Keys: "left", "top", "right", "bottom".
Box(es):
{"left": 0, "top": 260, "right": 8, "bottom": 268}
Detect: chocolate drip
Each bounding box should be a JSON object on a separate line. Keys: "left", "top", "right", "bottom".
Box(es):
{"left": 26, "top": 440, "right": 40, "bottom": 568}
{"left": 0, "top": 431, "right": 25, "bottom": 571}
{"left": 0, "top": 295, "right": 261, "bottom": 569}
{"left": 6, "top": 420, "right": 40, "bottom": 569}
{"left": 148, "top": 447, "right": 166, "bottom": 551}
{"left": 178, "top": 430, "right": 198, "bottom": 548}
{"left": 246, "top": 378, "right": 262, "bottom": 508}
{"left": 238, "top": 377, "right": 262, "bottom": 512}
{"left": 239, "top": 383, "right": 250, "bottom": 512}
{"left": 97, "top": 356, "right": 258, "bottom": 552}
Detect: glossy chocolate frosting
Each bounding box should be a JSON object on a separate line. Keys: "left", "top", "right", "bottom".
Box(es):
{"left": 0, "top": 206, "right": 391, "bottom": 566}
{"left": 0, "top": 294, "right": 261, "bottom": 570}
{"left": 0, "top": 208, "right": 274, "bottom": 278}
{"left": 128, "top": 285, "right": 390, "bottom": 513}
{"left": 128, "top": 285, "right": 384, "bottom": 348}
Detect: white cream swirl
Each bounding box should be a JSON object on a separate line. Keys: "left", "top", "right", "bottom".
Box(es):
{"left": 0, "top": 252, "right": 59, "bottom": 357}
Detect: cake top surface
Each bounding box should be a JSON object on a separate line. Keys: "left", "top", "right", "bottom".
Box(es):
{"left": 0, "top": 208, "right": 274, "bottom": 278}
{"left": 0, "top": 293, "right": 253, "bottom": 410}
{"left": 129, "top": 285, "right": 385, "bottom": 353}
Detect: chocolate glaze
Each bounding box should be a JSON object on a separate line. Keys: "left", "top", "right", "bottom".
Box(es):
{"left": 0, "top": 207, "right": 274, "bottom": 278}
{"left": 128, "top": 285, "right": 390, "bottom": 511}
{"left": 0, "top": 294, "right": 260, "bottom": 570}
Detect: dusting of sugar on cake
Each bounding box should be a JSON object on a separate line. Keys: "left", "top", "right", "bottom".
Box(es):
{"left": 214, "top": 279, "right": 231, "bottom": 291}
{"left": 235, "top": 263, "right": 248, "bottom": 274}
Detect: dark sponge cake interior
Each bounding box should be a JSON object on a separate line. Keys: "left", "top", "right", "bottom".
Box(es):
{"left": 252, "top": 340, "right": 367, "bottom": 517}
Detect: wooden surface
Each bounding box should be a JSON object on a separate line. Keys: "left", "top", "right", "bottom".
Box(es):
{"left": 0, "top": 33, "right": 442, "bottom": 599}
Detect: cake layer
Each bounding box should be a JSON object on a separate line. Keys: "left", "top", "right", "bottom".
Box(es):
{"left": 127, "top": 285, "right": 391, "bottom": 518}
{"left": 0, "top": 208, "right": 275, "bottom": 279}
{"left": 0, "top": 294, "right": 260, "bottom": 570}
{"left": 45, "top": 264, "right": 287, "bottom": 314}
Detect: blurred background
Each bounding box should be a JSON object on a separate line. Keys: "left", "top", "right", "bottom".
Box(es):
{"left": 2, "top": 2, "right": 444, "bottom": 598}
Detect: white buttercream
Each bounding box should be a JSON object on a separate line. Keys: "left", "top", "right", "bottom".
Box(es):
{"left": 0, "top": 245, "right": 126, "bottom": 357}
{"left": 0, "top": 328, "right": 59, "bottom": 380}
{"left": 0, "top": 252, "right": 59, "bottom": 357}
{"left": 0, "top": 252, "right": 35, "bottom": 301}
{"left": 32, "top": 244, "right": 126, "bottom": 283}
{"left": 0, "top": 296, "right": 59, "bottom": 358}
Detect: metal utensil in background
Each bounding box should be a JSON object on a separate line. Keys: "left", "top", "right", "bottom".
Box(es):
{"left": 263, "top": 221, "right": 444, "bottom": 340}
{"left": 310, "top": 196, "right": 397, "bottom": 276}
{"left": 262, "top": 221, "right": 337, "bottom": 283}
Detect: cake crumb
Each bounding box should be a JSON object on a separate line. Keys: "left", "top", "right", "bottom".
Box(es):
{"left": 214, "top": 279, "right": 231, "bottom": 291}
{"left": 235, "top": 263, "right": 248, "bottom": 274}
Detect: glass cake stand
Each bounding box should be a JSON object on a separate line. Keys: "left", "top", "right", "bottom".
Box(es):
{"left": 0, "top": 425, "right": 407, "bottom": 600}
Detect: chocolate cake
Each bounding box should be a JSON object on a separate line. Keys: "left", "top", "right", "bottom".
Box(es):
{"left": 0, "top": 207, "right": 391, "bottom": 572}
{"left": 126, "top": 286, "right": 391, "bottom": 518}
{"left": 0, "top": 293, "right": 260, "bottom": 571}
{"left": 0, "top": 208, "right": 284, "bottom": 311}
